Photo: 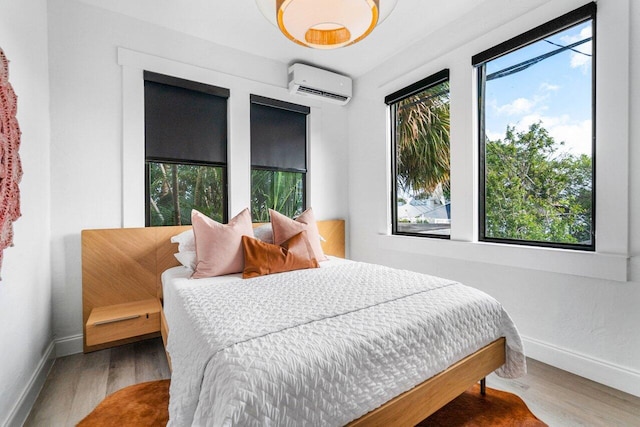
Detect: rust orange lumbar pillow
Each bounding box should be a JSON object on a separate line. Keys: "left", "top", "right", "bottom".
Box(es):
{"left": 241, "top": 231, "right": 319, "bottom": 279}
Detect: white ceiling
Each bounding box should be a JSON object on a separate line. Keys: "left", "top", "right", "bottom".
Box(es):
{"left": 73, "top": 0, "right": 491, "bottom": 77}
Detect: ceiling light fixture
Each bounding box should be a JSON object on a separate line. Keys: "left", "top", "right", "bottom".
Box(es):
{"left": 256, "top": 0, "right": 398, "bottom": 49}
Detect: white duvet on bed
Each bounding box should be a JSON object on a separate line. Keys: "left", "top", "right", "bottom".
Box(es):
{"left": 163, "top": 259, "right": 525, "bottom": 427}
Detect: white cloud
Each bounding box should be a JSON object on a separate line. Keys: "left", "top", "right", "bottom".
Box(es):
{"left": 497, "top": 97, "right": 534, "bottom": 116}
{"left": 570, "top": 49, "right": 591, "bottom": 69}
{"left": 515, "top": 113, "right": 553, "bottom": 132}
{"left": 485, "top": 130, "right": 504, "bottom": 142}
{"left": 548, "top": 120, "right": 592, "bottom": 155}
{"left": 540, "top": 82, "right": 560, "bottom": 92}
{"left": 512, "top": 114, "right": 592, "bottom": 156}
{"left": 560, "top": 26, "right": 592, "bottom": 72}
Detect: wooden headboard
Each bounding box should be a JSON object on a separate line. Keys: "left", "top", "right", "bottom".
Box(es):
{"left": 81, "top": 220, "right": 345, "bottom": 352}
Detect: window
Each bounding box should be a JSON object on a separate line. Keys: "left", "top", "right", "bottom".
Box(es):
{"left": 386, "top": 70, "right": 451, "bottom": 238}
{"left": 474, "top": 3, "right": 595, "bottom": 250}
{"left": 250, "top": 95, "right": 309, "bottom": 222}
{"left": 144, "top": 71, "right": 229, "bottom": 226}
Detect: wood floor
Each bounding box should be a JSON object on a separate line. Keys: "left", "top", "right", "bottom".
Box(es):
{"left": 24, "top": 338, "right": 170, "bottom": 427}
{"left": 25, "top": 338, "right": 640, "bottom": 426}
{"left": 488, "top": 361, "right": 640, "bottom": 426}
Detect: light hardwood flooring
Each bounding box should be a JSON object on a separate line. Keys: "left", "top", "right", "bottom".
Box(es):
{"left": 24, "top": 338, "right": 170, "bottom": 427}
{"left": 488, "top": 360, "right": 640, "bottom": 426}
{"left": 25, "top": 338, "right": 640, "bottom": 426}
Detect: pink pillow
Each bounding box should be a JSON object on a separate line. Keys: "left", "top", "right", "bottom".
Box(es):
{"left": 269, "top": 208, "right": 327, "bottom": 261}
{"left": 191, "top": 208, "right": 254, "bottom": 278}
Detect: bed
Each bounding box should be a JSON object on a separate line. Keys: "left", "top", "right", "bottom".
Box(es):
{"left": 82, "top": 218, "right": 525, "bottom": 426}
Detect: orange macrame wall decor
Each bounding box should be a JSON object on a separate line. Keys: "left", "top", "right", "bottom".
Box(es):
{"left": 0, "top": 47, "right": 22, "bottom": 278}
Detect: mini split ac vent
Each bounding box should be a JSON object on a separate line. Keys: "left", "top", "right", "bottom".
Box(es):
{"left": 288, "top": 63, "right": 352, "bottom": 105}
{"left": 296, "top": 86, "right": 350, "bottom": 103}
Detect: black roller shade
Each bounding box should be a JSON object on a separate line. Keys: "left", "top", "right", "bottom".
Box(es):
{"left": 250, "top": 95, "right": 309, "bottom": 172}
{"left": 472, "top": 2, "right": 595, "bottom": 67}
{"left": 385, "top": 69, "right": 450, "bottom": 105}
{"left": 144, "top": 71, "right": 229, "bottom": 164}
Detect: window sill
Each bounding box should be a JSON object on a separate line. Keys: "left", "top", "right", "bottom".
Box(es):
{"left": 378, "top": 234, "right": 628, "bottom": 282}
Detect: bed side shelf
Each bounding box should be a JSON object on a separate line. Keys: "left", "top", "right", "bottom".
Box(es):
{"left": 85, "top": 298, "right": 161, "bottom": 347}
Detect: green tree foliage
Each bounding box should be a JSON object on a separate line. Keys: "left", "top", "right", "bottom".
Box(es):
{"left": 396, "top": 81, "right": 450, "bottom": 195}
{"left": 484, "top": 123, "right": 592, "bottom": 244}
{"left": 148, "top": 162, "right": 224, "bottom": 226}
{"left": 251, "top": 170, "right": 303, "bottom": 222}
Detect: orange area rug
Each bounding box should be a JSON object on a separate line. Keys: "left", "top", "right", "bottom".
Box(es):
{"left": 77, "top": 380, "right": 170, "bottom": 427}
{"left": 417, "top": 384, "right": 547, "bottom": 426}
{"left": 78, "top": 380, "right": 546, "bottom": 426}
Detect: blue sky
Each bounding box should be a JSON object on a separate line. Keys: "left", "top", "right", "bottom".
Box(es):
{"left": 484, "top": 20, "right": 593, "bottom": 156}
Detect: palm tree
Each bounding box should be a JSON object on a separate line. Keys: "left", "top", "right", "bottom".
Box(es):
{"left": 395, "top": 82, "right": 450, "bottom": 196}
{"left": 251, "top": 170, "right": 303, "bottom": 222}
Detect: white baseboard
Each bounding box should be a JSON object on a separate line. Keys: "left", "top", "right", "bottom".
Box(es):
{"left": 5, "top": 332, "right": 638, "bottom": 427}
{"left": 55, "top": 333, "right": 83, "bottom": 357}
{"left": 3, "top": 340, "right": 55, "bottom": 427}
{"left": 3, "top": 334, "right": 83, "bottom": 427}
{"left": 522, "top": 335, "right": 640, "bottom": 398}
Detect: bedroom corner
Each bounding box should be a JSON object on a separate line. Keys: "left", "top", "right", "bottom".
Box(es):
{"left": 0, "top": 0, "right": 53, "bottom": 426}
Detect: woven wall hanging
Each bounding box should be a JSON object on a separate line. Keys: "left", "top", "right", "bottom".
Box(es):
{"left": 0, "top": 47, "right": 23, "bottom": 278}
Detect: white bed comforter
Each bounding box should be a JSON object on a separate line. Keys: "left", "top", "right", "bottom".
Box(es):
{"left": 164, "top": 260, "right": 525, "bottom": 427}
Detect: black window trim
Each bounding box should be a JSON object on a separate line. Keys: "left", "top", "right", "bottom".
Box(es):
{"left": 471, "top": 3, "right": 596, "bottom": 66}
{"left": 385, "top": 69, "right": 450, "bottom": 105}
{"left": 474, "top": 2, "right": 596, "bottom": 251}
{"left": 387, "top": 69, "right": 451, "bottom": 239}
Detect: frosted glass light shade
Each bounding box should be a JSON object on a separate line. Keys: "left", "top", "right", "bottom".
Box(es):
{"left": 256, "top": 0, "right": 397, "bottom": 49}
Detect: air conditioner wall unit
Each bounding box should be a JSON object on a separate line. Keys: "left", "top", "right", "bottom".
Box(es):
{"left": 288, "top": 63, "right": 352, "bottom": 106}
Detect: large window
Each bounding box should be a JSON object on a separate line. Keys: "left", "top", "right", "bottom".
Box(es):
{"left": 250, "top": 95, "right": 309, "bottom": 222}
{"left": 144, "top": 71, "right": 229, "bottom": 226}
{"left": 474, "top": 3, "right": 595, "bottom": 250}
{"left": 386, "top": 70, "right": 451, "bottom": 238}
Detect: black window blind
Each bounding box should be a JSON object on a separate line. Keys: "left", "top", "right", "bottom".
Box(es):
{"left": 144, "top": 71, "right": 229, "bottom": 165}
{"left": 250, "top": 94, "right": 309, "bottom": 172}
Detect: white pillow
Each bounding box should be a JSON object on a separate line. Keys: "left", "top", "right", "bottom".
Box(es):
{"left": 253, "top": 223, "right": 274, "bottom": 244}
{"left": 174, "top": 251, "right": 196, "bottom": 271}
{"left": 171, "top": 229, "right": 195, "bottom": 252}
{"left": 254, "top": 217, "right": 326, "bottom": 245}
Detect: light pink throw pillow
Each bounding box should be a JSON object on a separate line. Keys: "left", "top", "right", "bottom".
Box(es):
{"left": 269, "top": 208, "right": 327, "bottom": 261}
{"left": 191, "top": 208, "right": 254, "bottom": 278}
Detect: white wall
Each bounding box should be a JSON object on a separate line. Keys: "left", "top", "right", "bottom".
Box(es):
{"left": 7, "top": 1, "right": 636, "bottom": 421}
{"left": 0, "top": 0, "right": 53, "bottom": 425}
{"left": 349, "top": 0, "right": 640, "bottom": 397}
{"left": 47, "top": 0, "right": 349, "bottom": 352}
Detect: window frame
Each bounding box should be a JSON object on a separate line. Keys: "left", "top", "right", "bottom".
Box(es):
{"left": 473, "top": 3, "right": 597, "bottom": 251}
{"left": 249, "top": 94, "right": 310, "bottom": 222}
{"left": 144, "top": 160, "right": 228, "bottom": 226}
{"left": 143, "top": 71, "right": 230, "bottom": 226}
{"left": 386, "top": 69, "right": 451, "bottom": 239}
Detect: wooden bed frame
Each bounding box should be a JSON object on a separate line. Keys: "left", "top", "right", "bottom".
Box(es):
{"left": 82, "top": 220, "right": 346, "bottom": 353}
{"left": 81, "top": 220, "right": 506, "bottom": 426}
